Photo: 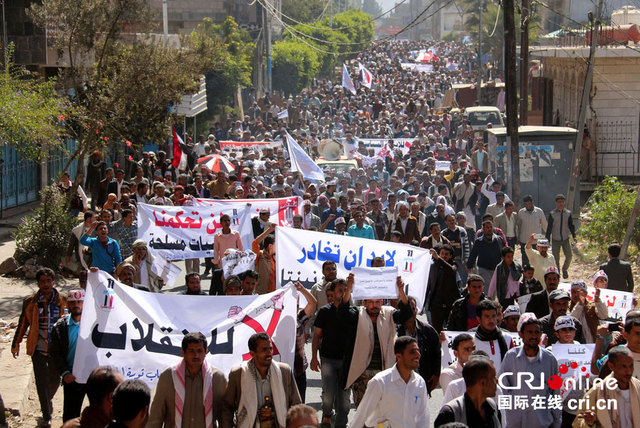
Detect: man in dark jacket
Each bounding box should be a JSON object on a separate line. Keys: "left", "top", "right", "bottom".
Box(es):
{"left": 447, "top": 275, "right": 487, "bottom": 331}
{"left": 600, "top": 243, "right": 635, "bottom": 292}
{"left": 397, "top": 296, "right": 441, "bottom": 394}
{"left": 425, "top": 245, "right": 461, "bottom": 332}
{"left": 540, "top": 289, "right": 585, "bottom": 345}
{"left": 525, "top": 266, "right": 560, "bottom": 319}
{"left": 466, "top": 220, "right": 504, "bottom": 294}
{"left": 50, "top": 290, "right": 86, "bottom": 422}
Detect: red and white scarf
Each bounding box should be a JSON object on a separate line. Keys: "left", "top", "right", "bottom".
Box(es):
{"left": 171, "top": 359, "right": 214, "bottom": 428}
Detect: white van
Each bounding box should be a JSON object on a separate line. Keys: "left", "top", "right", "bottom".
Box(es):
{"left": 465, "top": 106, "right": 505, "bottom": 132}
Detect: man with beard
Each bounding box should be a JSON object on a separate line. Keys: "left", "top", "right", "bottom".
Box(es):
{"left": 339, "top": 273, "right": 413, "bottom": 407}
{"left": 222, "top": 333, "right": 301, "bottom": 427}
{"left": 80, "top": 221, "right": 122, "bottom": 275}
{"left": 149, "top": 333, "right": 227, "bottom": 427}
{"left": 526, "top": 266, "right": 561, "bottom": 319}
{"left": 539, "top": 289, "right": 585, "bottom": 345}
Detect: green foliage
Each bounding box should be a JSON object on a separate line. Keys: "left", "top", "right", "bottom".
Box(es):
{"left": 190, "top": 17, "right": 254, "bottom": 112}
{"left": 272, "top": 40, "right": 320, "bottom": 97}
{"left": 13, "top": 185, "right": 77, "bottom": 269}
{"left": 281, "top": 0, "right": 327, "bottom": 24}
{"left": 0, "top": 47, "right": 70, "bottom": 161}
{"left": 580, "top": 177, "right": 640, "bottom": 251}
{"left": 283, "top": 9, "right": 374, "bottom": 79}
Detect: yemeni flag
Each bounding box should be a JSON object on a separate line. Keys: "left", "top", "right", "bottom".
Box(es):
{"left": 172, "top": 127, "right": 188, "bottom": 170}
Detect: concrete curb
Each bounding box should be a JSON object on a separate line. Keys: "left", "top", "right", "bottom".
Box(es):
{"left": 0, "top": 348, "right": 33, "bottom": 417}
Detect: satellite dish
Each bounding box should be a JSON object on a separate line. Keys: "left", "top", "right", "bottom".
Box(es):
{"left": 319, "top": 139, "right": 343, "bottom": 161}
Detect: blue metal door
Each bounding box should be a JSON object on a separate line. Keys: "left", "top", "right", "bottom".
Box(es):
{"left": 1, "top": 144, "right": 39, "bottom": 209}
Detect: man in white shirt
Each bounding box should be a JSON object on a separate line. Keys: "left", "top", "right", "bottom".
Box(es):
{"left": 440, "top": 333, "right": 475, "bottom": 394}
{"left": 350, "top": 336, "right": 430, "bottom": 428}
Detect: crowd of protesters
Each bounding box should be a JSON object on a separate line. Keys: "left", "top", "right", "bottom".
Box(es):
{"left": 9, "top": 39, "right": 639, "bottom": 428}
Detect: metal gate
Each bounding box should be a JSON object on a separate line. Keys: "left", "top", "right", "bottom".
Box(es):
{"left": 1, "top": 143, "right": 39, "bottom": 209}
{"left": 594, "top": 119, "right": 640, "bottom": 178}
{"left": 48, "top": 139, "right": 78, "bottom": 184}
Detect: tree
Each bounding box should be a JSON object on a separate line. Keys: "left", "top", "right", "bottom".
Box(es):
{"left": 281, "top": 0, "right": 327, "bottom": 24}
{"left": 190, "top": 17, "right": 254, "bottom": 114}
{"left": 272, "top": 40, "right": 320, "bottom": 97}
{"left": 0, "top": 48, "right": 70, "bottom": 161}
{"left": 362, "top": 0, "right": 383, "bottom": 17}
{"left": 29, "top": 0, "right": 229, "bottom": 170}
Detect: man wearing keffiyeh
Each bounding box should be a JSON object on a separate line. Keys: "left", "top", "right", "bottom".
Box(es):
{"left": 148, "top": 333, "right": 227, "bottom": 428}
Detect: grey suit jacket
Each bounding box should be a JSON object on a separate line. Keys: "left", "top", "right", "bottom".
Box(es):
{"left": 494, "top": 211, "right": 518, "bottom": 239}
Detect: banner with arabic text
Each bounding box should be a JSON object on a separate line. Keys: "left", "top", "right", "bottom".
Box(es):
{"left": 194, "top": 196, "right": 301, "bottom": 231}
{"left": 275, "top": 227, "right": 431, "bottom": 311}
{"left": 73, "top": 271, "right": 297, "bottom": 386}
{"left": 219, "top": 140, "right": 282, "bottom": 151}
{"left": 137, "top": 203, "right": 253, "bottom": 260}
{"left": 557, "top": 283, "right": 633, "bottom": 322}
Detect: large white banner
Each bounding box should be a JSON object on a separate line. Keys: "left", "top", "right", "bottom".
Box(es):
{"left": 552, "top": 343, "right": 596, "bottom": 399}
{"left": 194, "top": 196, "right": 301, "bottom": 230}
{"left": 137, "top": 203, "right": 253, "bottom": 260}
{"left": 74, "top": 271, "right": 297, "bottom": 386}
{"left": 275, "top": 227, "right": 431, "bottom": 310}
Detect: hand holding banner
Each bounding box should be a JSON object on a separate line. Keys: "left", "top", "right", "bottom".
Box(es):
{"left": 351, "top": 266, "right": 399, "bottom": 300}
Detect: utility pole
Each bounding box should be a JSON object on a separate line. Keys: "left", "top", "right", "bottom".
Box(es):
{"left": 330, "top": 0, "right": 333, "bottom": 27}
{"left": 519, "top": 0, "right": 529, "bottom": 125}
{"left": 504, "top": 0, "right": 520, "bottom": 206}
{"left": 162, "top": 0, "right": 168, "bottom": 42}
{"left": 621, "top": 186, "right": 640, "bottom": 259}
{"left": 262, "top": 3, "right": 272, "bottom": 94}
{"left": 566, "top": 0, "right": 604, "bottom": 212}
{"left": 477, "top": 0, "right": 483, "bottom": 104}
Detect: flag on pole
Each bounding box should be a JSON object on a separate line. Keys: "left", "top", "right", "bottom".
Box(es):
{"left": 172, "top": 127, "right": 188, "bottom": 170}
{"left": 342, "top": 64, "right": 356, "bottom": 95}
{"left": 358, "top": 62, "right": 373, "bottom": 89}
{"left": 285, "top": 132, "right": 325, "bottom": 182}
{"left": 277, "top": 108, "right": 289, "bottom": 120}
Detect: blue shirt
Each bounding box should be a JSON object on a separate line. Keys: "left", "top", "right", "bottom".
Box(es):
{"left": 321, "top": 208, "right": 344, "bottom": 231}
{"left": 80, "top": 234, "right": 122, "bottom": 273}
{"left": 499, "top": 345, "right": 561, "bottom": 428}
{"left": 66, "top": 315, "right": 80, "bottom": 370}
{"left": 348, "top": 224, "right": 375, "bottom": 240}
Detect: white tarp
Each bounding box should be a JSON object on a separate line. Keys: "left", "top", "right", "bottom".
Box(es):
{"left": 275, "top": 227, "right": 431, "bottom": 310}
{"left": 194, "top": 196, "right": 301, "bottom": 229}
{"left": 74, "top": 271, "right": 297, "bottom": 386}
{"left": 136, "top": 203, "right": 253, "bottom": 260}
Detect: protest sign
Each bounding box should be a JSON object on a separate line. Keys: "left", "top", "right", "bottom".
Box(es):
{"left": 149, "top": 258, "right": 181, "bottom": 288}
{"left": 137, "top": 203, "right": 253, "bottom": 260}
{"left": 222, "top": 250, "right": 257, "bottom": 278}
{"left": 551, "top": 343, "right": 595, "bottom": 399}
{"left": 435, "top": 161, "right": 451, "bottom": 172}
{"left": 517, "top": 293, "right": 533, "bottom": 314}
{"left": 74, "top": 271, "right": 297, "bottom": 386}
{"left": 351, "top": 266, "right": 399, "bottom": 300}
{"left": 558, "top": 283, "right": 633, "bottom": 321}
{"left": 219, "top": 140, "right": 281, "bottom": 151}
{"left": 195, "top": 196, "right": 301, "bottom": 230}
{"left": 276, "top": 227, "right": 431, "bottom": 310}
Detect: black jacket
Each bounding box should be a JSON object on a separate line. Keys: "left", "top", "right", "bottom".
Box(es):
{"left": 447, "top": 294, "right": 487, "bottom": 332}
{"left": 426, "top": 258, "right": 461, "bottom": 310}
{"left": 600, "top": 258, "right": 634, "bottom": 293}
{"left": 540, "top": 313, "right": 585, "bottom": 345}
{"left": 49, "top": 316, "right": 72, "bottom": 377}
{"left": 397, "top": 319, "right": 441, "bottom": 394}
{"left": 526, "top": 289, "right": 551, "bottom": 319}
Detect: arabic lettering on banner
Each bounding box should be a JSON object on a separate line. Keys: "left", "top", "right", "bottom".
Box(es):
{"left": 219, "top": 140, "right": 282, "bottom": 151}
{"left": 339, "top": 138, "right": 412, "bottom": 156}
{"left": 400, "top": 63, "right": 434, "bottom": 73}
{"left": 194, "top": 196, "right": 301, "bottom": 230}
{"left": 275, "top": 227, "right": 431, "bottom": 311}
{"left": 558, "top": 283, "right": 633, "bottom": 322}
{"left": 552, "top": 343, "right": 595, "bottom": 399}
{"left": 136, "top": 203, "right": 253, "bottom": 260}
{"left": 441, "top": 331, "right": 523, "bottom": 370}
{"left": 73, "top": 271, "right": 297, "bottom": 386}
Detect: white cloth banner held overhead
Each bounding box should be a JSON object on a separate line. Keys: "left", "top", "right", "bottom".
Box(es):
{"left": 277, "top": 109, "right": 289, "bottom": 119}
{"left": 136, "top": 203, "right": 253, "bottom": 260}
{"left": 351, "top": 266, "right": 399, "bottom": 300}
{"left": 275, "top": 227, "right": 431, "bottom": 311}
{"left": 73, "top": 271, "right": 297, "bottom": 386}
{"left": 358, "top": 62, "right": 373, "bottom": 89}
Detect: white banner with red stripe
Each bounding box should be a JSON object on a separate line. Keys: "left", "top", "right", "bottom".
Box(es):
{"left": 194, "top": 196, "right": 302, "bottom": 229}
{"left": 73, "top": 271, "right": 297, "bottom": 386}
{"left": 219, "top": 140, "right": 282, "bottom": 150}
